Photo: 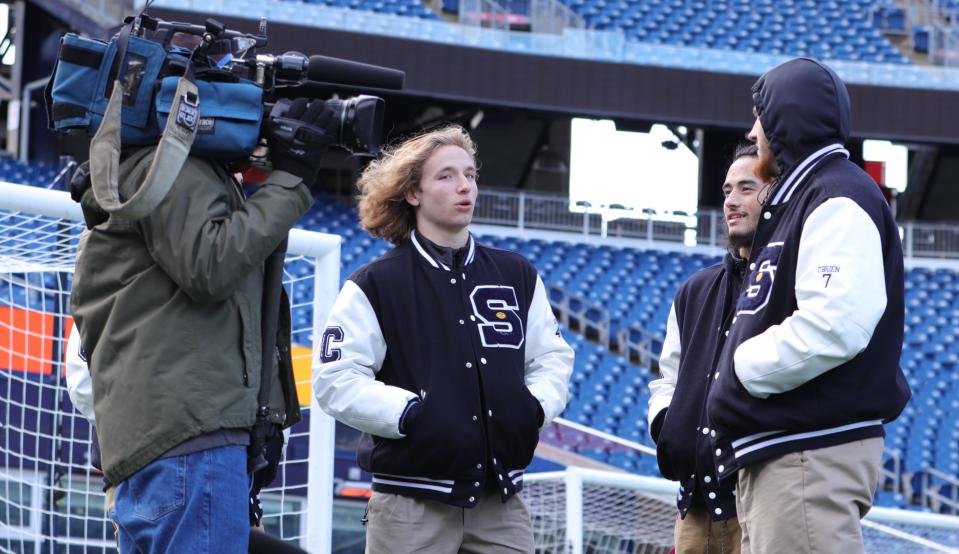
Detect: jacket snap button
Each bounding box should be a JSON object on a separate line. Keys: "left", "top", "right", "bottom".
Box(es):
{"left": 450, "top": 278, "right": 457, "bottom": 284}
{"left": 709, "top": 492, "right": 716, "bottom": 499}
{"left": 763, "top": 212, "right": 771, "bottom": 220}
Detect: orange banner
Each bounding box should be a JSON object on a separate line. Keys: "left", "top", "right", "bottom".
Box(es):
{"left": 0, "top": 307, "right": 56, "bottom": 374}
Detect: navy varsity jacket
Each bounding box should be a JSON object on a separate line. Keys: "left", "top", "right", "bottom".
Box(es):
{"left": 313, "top": 231, "right": 574, "bottom": 507}
{"left": 648, "top": 253, "right": 746, "bottom": 521}
{"left": 705, "top": 58, "right": 910, "bottom": 481}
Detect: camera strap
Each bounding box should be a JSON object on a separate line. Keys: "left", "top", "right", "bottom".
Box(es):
{"left": 89, "top": 16, "right": 199, "bottom": 223}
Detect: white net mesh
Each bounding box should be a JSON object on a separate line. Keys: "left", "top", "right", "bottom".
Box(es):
{"left": 525, "top": 437, "right": 959, "bottom": 554}
{"left": 0, "top": 201, "right": 325, "bottom": 552}
{"left": 525, "top": 475, "right": 675, "bottom": 554}
{"left": 3, "top": 185, "right": 959, "bottom": 554}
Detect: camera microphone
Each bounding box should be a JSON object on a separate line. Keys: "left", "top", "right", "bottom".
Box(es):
{"left": 305, "top": 55, "right": 405, "bottom": 90}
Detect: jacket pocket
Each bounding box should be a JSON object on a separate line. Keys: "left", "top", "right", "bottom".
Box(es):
{"left": 236, "top": 298, "right": 255, "bottom": 388}
{"left": 490, "top": 385, "right": 542, "bottom": 470}
{"left": 371, "top": 396, "right": 482, "bottom": 478}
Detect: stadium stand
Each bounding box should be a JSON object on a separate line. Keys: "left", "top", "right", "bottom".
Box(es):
{"left": 565, "top": 0, "right": 911, "bottom": 64}
{"left": 5, "top": 166, "right": 959, "bottom": 513}
{"left": 290, "top": 194, "right": 959, "bottom": 513}
{"left": 432, "top": 0, "right": 911, "bottom": 64}
{"left": 299, "top": 0, "right": 440, "bottom": 19}
{"left": 0, "top": 158, "right": 62, "bottom": 189}
{"left": 158, "top": 0, "right": 912, "bottom": 64}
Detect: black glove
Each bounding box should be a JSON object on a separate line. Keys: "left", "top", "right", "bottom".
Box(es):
{"left": 70, "top": 161, "right": 109, "bottom": 229}
{"left": 265, "top": 98, "right": 334, "bottom": 186}
{"left": 69, "top": 160, "right": 91, "bottom": 202}
{"left": 399, "top": 398, "right": 423, "bottom": 436}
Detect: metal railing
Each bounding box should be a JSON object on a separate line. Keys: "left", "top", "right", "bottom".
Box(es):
{"left": 459, "top": 0, "right": 510, "bottom": 31}
{"left": 530, "top": 0, "right": 584, "bottom": 35}
{"left": 926, "top": 468, "right": 959, "bottom": 515}
{"left": 476, "top": 188, "right": 959, "bottom": 260}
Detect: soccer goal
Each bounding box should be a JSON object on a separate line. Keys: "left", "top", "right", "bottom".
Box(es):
{"left": 0, "top": 181, "right": 340, "bottom": 553}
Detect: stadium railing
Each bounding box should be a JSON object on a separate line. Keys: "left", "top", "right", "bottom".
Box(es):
{"left": 152, "top": 0, "right": 959, "bottom": 91}
{"left": 475, "top": 187, "right": 959, "bottom": 261}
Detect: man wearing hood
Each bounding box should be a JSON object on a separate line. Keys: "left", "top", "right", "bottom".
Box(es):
{"left": 705, "top": 58, "right": 910, "bottom": 553}
{"left": 648, "top": 143, "right": 766, "bottom": 553}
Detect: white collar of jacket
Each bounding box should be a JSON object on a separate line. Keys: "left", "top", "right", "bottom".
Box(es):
{"left": 410, "top": 229, "right": 476, "bottom": 271}
{"left": 770, "top": 143, "right": 849, "bottom": 206}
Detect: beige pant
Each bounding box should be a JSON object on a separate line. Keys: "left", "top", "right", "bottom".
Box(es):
{"left": 735, "top": 438, "right": 884, "bottom": 554}
{"left": 674, "top": 509, "right": 742, "bottom": 554}
{"left": 364, "top": 491, "right": 534, "bottom": 553}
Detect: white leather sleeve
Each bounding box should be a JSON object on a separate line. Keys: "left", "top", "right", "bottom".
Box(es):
{"left": 525, "top": 275, "right": 574, "bottom": 428}
{"left": 648, "top": 302, "right": 679, "bottom": 431}
{"left": 735, "top": 197, "right": 887, "bottom": 398}
{"left": 312, "top": 280, "right": 418, "bottom": 438}
{"left": 65, "top": 323, "right": 97, "bottom": 425}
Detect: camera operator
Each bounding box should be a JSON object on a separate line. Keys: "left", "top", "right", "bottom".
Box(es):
{"left": 70, "top": 97, "right": 332, "bottom": 553}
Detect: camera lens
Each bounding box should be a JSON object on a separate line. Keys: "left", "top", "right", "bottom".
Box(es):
{"left": 327, "top": 95, "right": 385, "bottom": 156}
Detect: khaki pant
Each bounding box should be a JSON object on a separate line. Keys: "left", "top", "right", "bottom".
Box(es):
{"left": 735, "top": 438, "right": 884, "bottom": 554}
{"left": 364, "top": 491, "right": 534, "bottom": 553}
{"left": 674, "top": 509, "right": 742, "bottom": 554}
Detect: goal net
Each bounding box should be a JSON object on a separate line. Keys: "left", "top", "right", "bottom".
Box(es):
{"left": 0, "top": 181, "right": 340, "bottom": 553}
{"left": 4, "top": 180, "right": 959, "bottom": 554}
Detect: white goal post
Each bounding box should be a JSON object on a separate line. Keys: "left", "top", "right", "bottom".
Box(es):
{"left": 0, "top": 181, "right": 340, "bottom": 553}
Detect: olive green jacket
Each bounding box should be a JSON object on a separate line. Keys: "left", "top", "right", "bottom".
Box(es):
{"left": 71, "top": 148, "right": 312, "bottom": 485}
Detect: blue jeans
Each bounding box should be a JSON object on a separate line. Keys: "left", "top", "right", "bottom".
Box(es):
{"left": 111, "top": 445, "right": 250, "bottom": 554}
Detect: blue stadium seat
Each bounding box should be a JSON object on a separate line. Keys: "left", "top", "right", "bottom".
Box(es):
{"left": 283, "top": 195, "right": 959, "bottom": 510}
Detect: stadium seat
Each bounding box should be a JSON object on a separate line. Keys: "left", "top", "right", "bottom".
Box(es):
{"left": 3, "top": 189, "right": 931, "bottom": 510}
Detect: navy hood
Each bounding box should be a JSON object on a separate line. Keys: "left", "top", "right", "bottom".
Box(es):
{"left": 751, "top": 58, "right": 851, "bottom": 181}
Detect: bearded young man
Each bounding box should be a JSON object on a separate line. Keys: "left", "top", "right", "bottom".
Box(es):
{"left": 648, "top": 143, "right": 766, "bottom": 554}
